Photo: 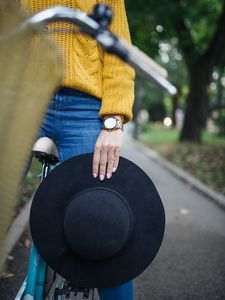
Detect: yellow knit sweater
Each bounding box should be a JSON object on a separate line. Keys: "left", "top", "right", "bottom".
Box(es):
{"left": 20, "top": 0, "right": 135, "bottom": 123}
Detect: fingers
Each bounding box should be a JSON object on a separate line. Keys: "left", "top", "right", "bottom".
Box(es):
{"left": 92, "top": 145, "right": 100, "bottom": 178}
{"left": 106, "top": 148, "right": 115, "bottom": 179}
{"left": 99, "top": 148, "right": 108, "bottom": 181}
{"left": 93, "top": 130, "right": 123, "bottom": 181}
{"left": 113, "top": 147, "right": 120, "bottom": 173}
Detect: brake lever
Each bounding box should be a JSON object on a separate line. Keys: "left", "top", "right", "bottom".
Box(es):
{"left": 88, "top": 3, "right": 113, "bottom": 30}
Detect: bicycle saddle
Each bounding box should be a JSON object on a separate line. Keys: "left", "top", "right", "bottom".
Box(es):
{"left": 32, "top": 136, "right": 59, "bottom": 165}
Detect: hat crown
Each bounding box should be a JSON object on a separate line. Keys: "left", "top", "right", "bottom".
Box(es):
{"left": 30, "top": 154, "right": 165, "bottom": 287}
{"left": 63, "top": 188, "right": 133, "bottom": 260}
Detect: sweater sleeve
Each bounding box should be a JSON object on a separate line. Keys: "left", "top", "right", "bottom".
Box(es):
{"left": 99, "top": 0, "right": 135, "bottom": 123}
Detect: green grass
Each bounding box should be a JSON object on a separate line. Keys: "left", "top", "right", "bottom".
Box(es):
{"left": 140, "top": 127, "right": 225, "bottom": 144}
{"left": 203, "top": 131, "right": 225, "bottom": 144}
{"left": 141, "top": 128, "right": 179, "bottom": 143}
{"left": 139, "top": 127, "right": 225, "bottom": 195}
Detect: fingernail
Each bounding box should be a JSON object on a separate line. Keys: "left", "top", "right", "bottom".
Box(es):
{"left": 107, "top": 173, "right": 111, "bottom": 179}
{"left": 100, "top": 175, "right": 104, "bottom": 181}
{"left": 93, "top": 173, "right": 97, "bottom": 178}
{"left": 112, "top": 167, "right": 116, "bottom": 173}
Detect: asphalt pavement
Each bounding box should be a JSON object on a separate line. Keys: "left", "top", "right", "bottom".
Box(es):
{"left": 0, "top": 137, "right": 225, "bottom": 300}
{"left": 122, "top": 138, "right": 225, "bottom": 300}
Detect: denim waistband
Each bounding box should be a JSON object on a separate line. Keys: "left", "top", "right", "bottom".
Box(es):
{"left": 56, "top": 86, "right": 100, "bottom": 100}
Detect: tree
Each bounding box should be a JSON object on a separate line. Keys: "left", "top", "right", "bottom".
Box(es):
{"left": 126, "top": 0, "right": 225, "bottom": 142}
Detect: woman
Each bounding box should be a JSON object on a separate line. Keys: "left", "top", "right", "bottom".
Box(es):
{"left": 21, "top": 1, "right": 135, "bottom": 299}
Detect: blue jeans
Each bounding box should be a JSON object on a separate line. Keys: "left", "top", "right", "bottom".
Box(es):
{"left": 37, "top": 87, "right": 134, "bottom": 300}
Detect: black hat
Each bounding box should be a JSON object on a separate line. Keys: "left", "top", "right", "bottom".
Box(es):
{"left": 30, "top": 153, "right": 165, "bottom": 288}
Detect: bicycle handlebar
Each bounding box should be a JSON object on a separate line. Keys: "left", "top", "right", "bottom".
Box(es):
{"left": 10, "top": 6, "right": 177, "bottom": 95}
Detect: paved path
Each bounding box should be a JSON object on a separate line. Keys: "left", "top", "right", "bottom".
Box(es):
{"left": 1, "top": 138, "right": 225, "bottom": 300}
{"left": 122, "top": 138, "right": 225, "bottom": 300}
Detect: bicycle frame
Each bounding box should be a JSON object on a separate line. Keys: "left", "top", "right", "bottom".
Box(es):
{"left": 15, "top": 158, "right": 90, "bottom": 300}
{"left": 15, "top": 163, "right": 54, "bottom": 300}
{"left": 23, "top": 245, "right": 46, "bottom": 300}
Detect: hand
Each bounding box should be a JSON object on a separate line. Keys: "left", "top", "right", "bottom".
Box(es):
{"left": 92, "top": 129, "right": 123, "bottom": 180}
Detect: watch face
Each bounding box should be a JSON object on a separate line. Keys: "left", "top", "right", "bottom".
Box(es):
{"left": 104, "top": 118, "right": 117, "bottom": 129}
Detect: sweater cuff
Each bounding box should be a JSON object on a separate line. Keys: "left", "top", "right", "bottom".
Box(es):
{"left": 99, "top": 77, "right": 135, "bottom": 124}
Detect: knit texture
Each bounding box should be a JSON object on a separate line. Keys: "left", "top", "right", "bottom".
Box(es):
{"left": 20, "top": 0, "right": 135, "bottom": 123}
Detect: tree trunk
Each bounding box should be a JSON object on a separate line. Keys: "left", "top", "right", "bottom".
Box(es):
{"left": 171, "top": 88, "right": 180, "bottom": 128}
{"left": 132, "top": 76, "right": 142, "bottom": 139}
{"left": 176, "top": 3, "right": 225, "bottom": 142}
{"left": 180, "top": 63, "right": 210, "bottom": 142}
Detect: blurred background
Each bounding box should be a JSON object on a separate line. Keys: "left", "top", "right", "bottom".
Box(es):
{"left": 0, "top": 1, "right": 225, "bottom": 299}
{"left": 126, "top": 0, "right": 225, "bottom": 196}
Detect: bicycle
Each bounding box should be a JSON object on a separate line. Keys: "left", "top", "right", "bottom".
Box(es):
{"left": 9, "top": 3, "right": 177, "bottom": 299}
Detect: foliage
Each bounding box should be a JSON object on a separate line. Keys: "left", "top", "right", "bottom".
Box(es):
{"left": 140, "top": 122, "right": 151, "bottom": 134}
{"left": 127, "top": 0, "right": 223, "bottom": 62}
{"left": 147, "top": 101, "right": 166, "bottom": 122}
{"left": 140, "top": 80, "right": 167, "bottom": 121}
{"left": 158, "top": 142, "right": 225, "bottom": 195}
{"left": 139, "top": 128, "right": 225, "bottom": 195}
{"left": 215, "top": 112, "right": 225, "bottom": 136}
{"left": 136, "top": 41, "right": 188, "bottom": 120}
{"left": 126, "top": 0, "right": 225, "bottom": 142}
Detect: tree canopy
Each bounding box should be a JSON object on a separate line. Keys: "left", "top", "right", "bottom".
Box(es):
{"left": 126, "top": 0, "right": 225, "bottom": 142}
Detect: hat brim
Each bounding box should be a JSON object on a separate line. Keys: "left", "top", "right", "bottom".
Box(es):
{"left": 30, "top": 154, "right": 165, "bottom": 288}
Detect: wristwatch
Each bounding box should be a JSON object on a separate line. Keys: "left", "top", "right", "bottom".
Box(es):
{"left": 103, "top": 116, "right": 124, "bottom": 132}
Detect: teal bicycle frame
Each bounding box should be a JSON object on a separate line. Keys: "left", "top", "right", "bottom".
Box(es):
{"left": 15, "top": 162, "right": 59, "bottom": 300}
{"left": 22, "top": 244, "right": 47, "bottom": 300}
